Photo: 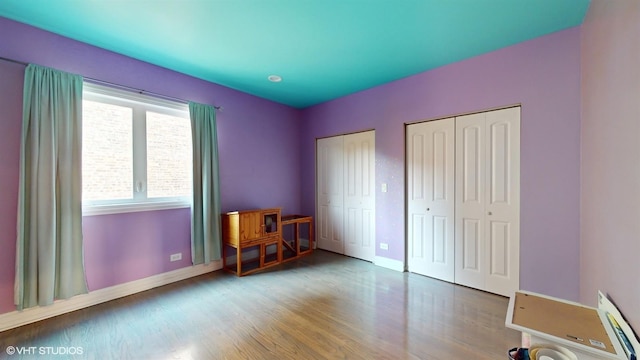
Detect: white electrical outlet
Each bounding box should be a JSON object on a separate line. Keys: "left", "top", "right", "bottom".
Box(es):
{"left": 170, "top": 253, "right": 182, "bottom": 262}
{"left": 381, "top": 183, "right": 388, "bottom": 193}
{"left": 380, "top": 243, "right": 389, "bottom": 250}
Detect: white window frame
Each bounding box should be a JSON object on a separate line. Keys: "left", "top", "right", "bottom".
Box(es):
{"left": 82, "top": 82, "right": 192, "bottom": 216}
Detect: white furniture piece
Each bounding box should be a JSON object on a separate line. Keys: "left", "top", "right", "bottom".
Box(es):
{"left": 506, "top": 291, "right": 639, "bottom": 360}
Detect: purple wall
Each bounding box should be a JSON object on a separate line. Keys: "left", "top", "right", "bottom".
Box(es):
{"left": 82, "top": 210, "right": 193, "bottom": 290}
{"left": 0, "top": 17, "right": 302, "bottom": 315}
{"left": 0, "top": 15, "right": 584, "bottom": 317}
{"left": 0, "top": 60, "right": 23, "bottom": 314}
{"left": 301, "top": 27, "right": 582, "bottom": 301}
{"left": 580, "top": 0, "right": 640, "bottom": 330}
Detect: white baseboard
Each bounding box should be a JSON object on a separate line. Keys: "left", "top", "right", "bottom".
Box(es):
{"left": 374, "top": 256, "right": 405, "bottom": 272}
{"left": 0, "top": 260, "right": 222, "bottom": 333}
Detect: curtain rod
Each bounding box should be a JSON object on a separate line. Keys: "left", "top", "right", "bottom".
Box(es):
{"left": 0, "top": 56, "right": 222, "bottom": 110}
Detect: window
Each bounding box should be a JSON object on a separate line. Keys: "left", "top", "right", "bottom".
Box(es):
{"left": 82, "top": 83, "right": 192, "bottom": 215}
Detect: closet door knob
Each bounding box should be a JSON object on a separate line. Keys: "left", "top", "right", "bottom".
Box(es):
{"left": 426, "top": 208, "right": 430, "bottom": 212}
{"left": 488, "top": 211, "right": 493, "bottom": 215}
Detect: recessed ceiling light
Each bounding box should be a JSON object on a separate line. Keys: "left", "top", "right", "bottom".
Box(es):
{"left": 268, "top": 75, "right": 282, "bottom": 83}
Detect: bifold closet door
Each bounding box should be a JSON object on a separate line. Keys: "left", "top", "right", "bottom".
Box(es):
{"left": 343, "top": 131, "right": 376, "bottom": 262}
{"left": 317, "top": 136, "right": 345, "bottom": 254}
{"left": 406, "top": 119, "right": 455, "bottom": 282}
{"left": 455, "top": 107, "right": 520, "bottom": 297}
{"left": 316, "top": 131, "right": 376, "bottom": 262}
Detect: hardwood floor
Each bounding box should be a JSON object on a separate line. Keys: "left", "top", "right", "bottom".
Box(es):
{"left": 0, "top": 250, "right": 520, "bottom": 359}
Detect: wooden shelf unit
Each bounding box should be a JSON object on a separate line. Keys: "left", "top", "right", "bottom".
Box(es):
{"left": 222, "top": 208, "right": 315, "bottom": 276}
{"left": 221, "top": 208, "right": 283, "bottom": 276}
{"left": 281, "top": 215, "right": 314, "bottom": 262}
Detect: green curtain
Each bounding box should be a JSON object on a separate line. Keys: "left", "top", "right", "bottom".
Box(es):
{"left": 189, "top": 102, "right": 222, "bottom": 265}
{"left": 15, "top": 64, "right": 88, "bottom": 310}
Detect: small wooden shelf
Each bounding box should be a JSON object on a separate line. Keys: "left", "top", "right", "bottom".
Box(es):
{"left": 222, "top": 209, "right": 314, "bottom": 276}
{"left": 221, "top": 208, "right": 282, "bottom": 276}
{"left": 281, "top": 215, "right": 314, "bottom": 263}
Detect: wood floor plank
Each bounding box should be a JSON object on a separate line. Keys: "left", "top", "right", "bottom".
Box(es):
{"left": 0, "top": 250, "right": 520, "bottom": 359}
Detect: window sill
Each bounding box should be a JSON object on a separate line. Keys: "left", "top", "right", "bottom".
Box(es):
{"left": 82, "top": 200, "right": 191, "bottom": 216}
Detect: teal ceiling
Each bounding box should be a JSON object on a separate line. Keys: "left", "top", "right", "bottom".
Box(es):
{"left": 0, "top": 0, "right": 589, "bottom": 108}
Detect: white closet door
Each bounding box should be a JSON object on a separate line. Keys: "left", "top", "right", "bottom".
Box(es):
{"left": 343, "top": 131, "right": 376, "bottom": 262}
{"left": 317, "top": 136, "right": 344, "bottom": 254}
{"left": 455, "top": 113, "right": 487, "bottom": 289}
{"left": 407, "top": 119, "right": 455, "bottom": 282}
{"left": 316, "top": 131, "right": 376, "bottom": 262}
{"left": 484, "top": 107, "right": 520, "bottom": 297}
{"left": 455, "top": 107, "right": 520, "bottom": 297}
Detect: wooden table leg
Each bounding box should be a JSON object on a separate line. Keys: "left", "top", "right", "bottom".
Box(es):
{"left": 237, "top": 246, "right": 242, "bottom": 276}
